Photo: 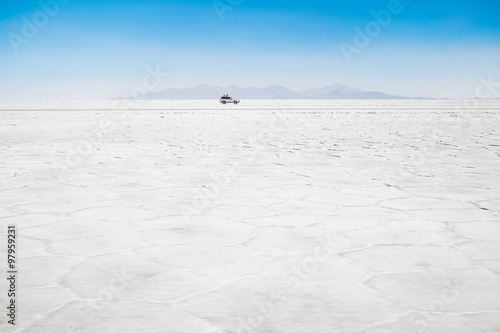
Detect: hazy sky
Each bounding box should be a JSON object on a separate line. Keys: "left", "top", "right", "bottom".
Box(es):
{"left": 1, "top": 0, "right": 500, "bottom": 99}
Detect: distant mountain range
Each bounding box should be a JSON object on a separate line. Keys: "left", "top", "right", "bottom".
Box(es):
{"left": 135, "top": 83, "right": 429, "bottom": 100}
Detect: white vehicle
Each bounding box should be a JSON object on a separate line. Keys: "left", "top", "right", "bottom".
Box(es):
{"left": 220, "top": 95, "right": 240, "bottom": 105}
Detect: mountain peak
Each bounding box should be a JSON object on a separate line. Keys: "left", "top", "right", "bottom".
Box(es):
{"left": 136, "top": 84, "right": 415, "bottom": 100}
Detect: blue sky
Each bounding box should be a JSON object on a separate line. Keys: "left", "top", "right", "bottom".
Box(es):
{"left": 0, "top": 0, "right": 499, "bottom": 99}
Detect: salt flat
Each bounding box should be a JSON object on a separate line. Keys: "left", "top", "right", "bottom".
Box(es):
{"left": 0, "top": 100, "right": 499, "bottom": 333}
